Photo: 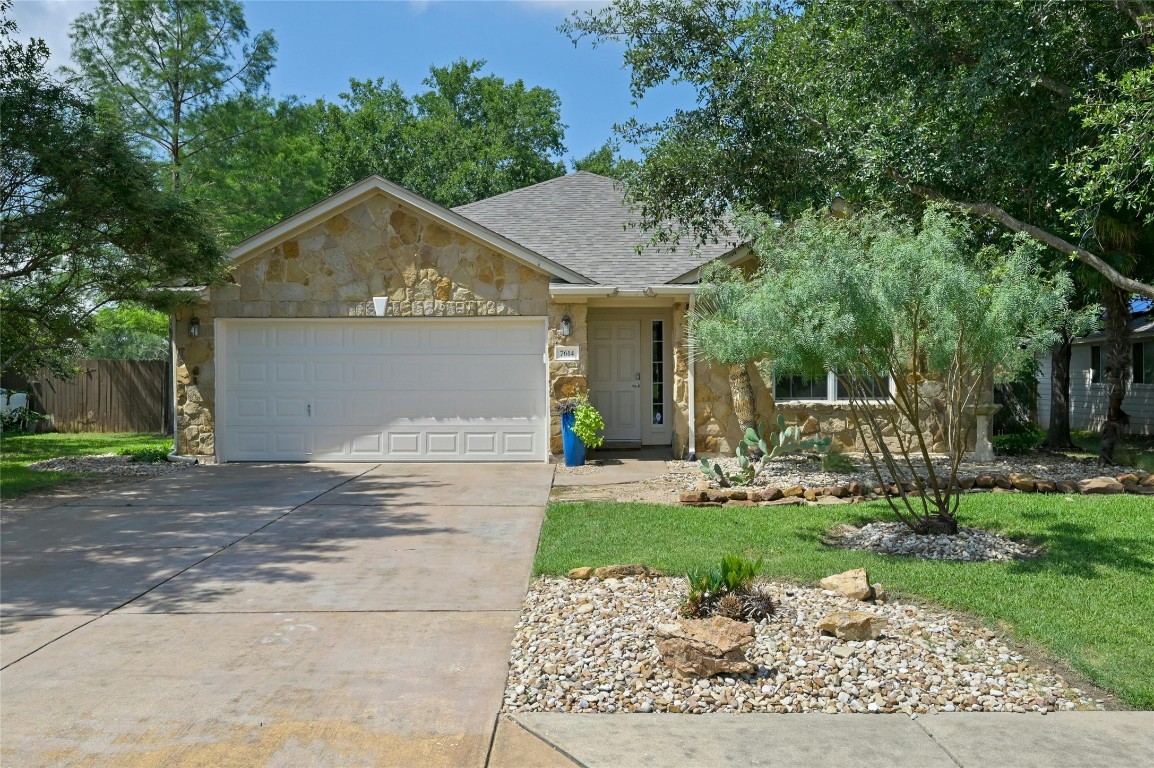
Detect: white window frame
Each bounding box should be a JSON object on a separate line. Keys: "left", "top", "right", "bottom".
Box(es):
{"left": 773, "top": 370, "right": 894, "bottom": 404}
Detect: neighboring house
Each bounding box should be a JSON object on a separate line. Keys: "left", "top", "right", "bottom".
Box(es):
{"left": 1037, "top": 310, "right": 1154, "bottom": 436}
{"left": 172, "top": 172, "right": 987, "bottom": 462}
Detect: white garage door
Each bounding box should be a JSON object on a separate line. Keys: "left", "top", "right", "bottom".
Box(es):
{"left": 219, "top": 318, "right": 547, "bottom": 462}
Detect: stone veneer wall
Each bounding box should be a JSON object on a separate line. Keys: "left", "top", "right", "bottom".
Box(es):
{"left": 668, "top": 310, "right": 981, "bottom": 457}
{"left": 174, "top": 192, "right": 550, "bottom": 458}
{"left": 547, "top": 302, "right": 589, "bottom": 455}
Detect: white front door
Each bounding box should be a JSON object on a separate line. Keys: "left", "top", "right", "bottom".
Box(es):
{"left": 588, "top": 320, "right": 641, "bottom": 441}
{"left": 218, "top": 317, "right": 547, "bottom": 462}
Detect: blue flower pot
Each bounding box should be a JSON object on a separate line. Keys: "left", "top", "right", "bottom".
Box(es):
{"left": 561, "top": 411, "right": 586, "bottom": 467}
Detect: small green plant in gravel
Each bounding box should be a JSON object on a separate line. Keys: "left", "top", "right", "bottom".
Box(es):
{"left": 993, "top": 429, "right": 1045, "bottom": 456}
{"left": 120, "top": 446, "right": 171, "bottom": 463}
{"left": 683, "top": 554, "right": 774, "bottom": 622}
{"left": 822, "top": 445, "right": 858, "bottom": 473}
{"left": 700, "top": 414, "right": 833, "bottom": 486}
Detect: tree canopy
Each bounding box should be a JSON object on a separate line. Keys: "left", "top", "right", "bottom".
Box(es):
{"left": 316, "top": 59, "right": 568, "bottom": 208}
{"left": 692, "top": 206, "right": 1071, "bottom": 531}
{"left": 572, "top": 141, "right": 638, "bottom": 180}
{"left": 564, "top": 0, "right": 1154, "bottom": 298}
{"left": 67, "top": 0, "right": 277, "bottom": 193}
{"left": 1, "top": 7, "right": 223, "bottom": 376}
{"left": 83, "top": 304, "right": 170, "bottom": 360}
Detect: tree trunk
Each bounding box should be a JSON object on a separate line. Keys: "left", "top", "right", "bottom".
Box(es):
{"left": 728, "top": 363, "right": 759, "bottom": 437}
{"left": 1099, "top": 285, "right": 1132, "bottom": 464}
{"left": 1044, "top": 329, "right": 1076, "bottom": 451}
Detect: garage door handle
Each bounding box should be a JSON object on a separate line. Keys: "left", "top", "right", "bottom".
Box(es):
{"left": 307, "top": 404, "right": 311, "bottom": 417}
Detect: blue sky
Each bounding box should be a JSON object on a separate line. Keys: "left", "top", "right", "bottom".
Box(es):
{"left": 12, "top": 0, "right": 693, "bottom": 164}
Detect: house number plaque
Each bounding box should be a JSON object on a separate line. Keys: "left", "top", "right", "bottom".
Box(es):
{"left": 553, "top": 346, "right": 580, "bottom": 362}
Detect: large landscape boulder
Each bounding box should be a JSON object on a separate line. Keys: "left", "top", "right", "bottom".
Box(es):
{"left": 1079, "top": 476, "right": 1124, "bottom": 495}
{"left": 817, "top": 611, "right": 888, "bottom": 642}
{"left": 819, "top": 568, "right": 875, "bottom": 601}
{"left": 594, "top": 564, "right": 654, "bottom": 579}
{"left": 655, "top": 616, "right": 756, "bottom": 680}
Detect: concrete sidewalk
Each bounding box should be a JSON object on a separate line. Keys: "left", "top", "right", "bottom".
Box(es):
{"left": 500, "top": 711, "right": 1154, "bottom": 768}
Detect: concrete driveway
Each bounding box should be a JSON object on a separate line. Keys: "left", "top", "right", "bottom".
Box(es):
{"left": 1, "top": 462, "right": 554, "bottom": 767}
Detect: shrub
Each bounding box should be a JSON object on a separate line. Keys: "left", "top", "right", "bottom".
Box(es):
{"left": 683, "top": 555, "right": 774, "bottom": 622}
{"left": 821, "top": 445, "right": 858, "bottom": 473}
{"left": 993, "top": 429, "right": 1045, "bottom": 456}
{"left": 120, "top": 446, "right": 171, "bottom": 463}
{"left": 0, "top": 405, "right": 46, "bottom": 434}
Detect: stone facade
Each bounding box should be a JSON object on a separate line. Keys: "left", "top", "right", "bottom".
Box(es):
{"left": 173, "top": 191, "right": 550, "bottom": 457}
{"left": 547, "top": 302, "right": 589, "bottom": 455}
{"left": 666, "top": 341, "right": 982, "bottom": 458}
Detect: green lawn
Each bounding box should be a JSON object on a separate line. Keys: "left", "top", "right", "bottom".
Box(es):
{"left": 0, "top": 432, "right": 172, "bottom": 499}
{"left": 537, "top": 495, "right": 1154, "bottom": 709}
{"left": 1068, "top": 431, "right": 1154, "bottom": 473}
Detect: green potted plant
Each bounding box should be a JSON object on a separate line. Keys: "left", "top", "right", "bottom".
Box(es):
{"left": 559, "top": 395, "right": 605, "bottom": 466}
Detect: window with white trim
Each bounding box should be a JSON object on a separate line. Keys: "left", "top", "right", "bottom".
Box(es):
{"left": 1090, "top": 345, "right": 1102, "bottom": 384}
{"left": 1134, "top": 341, "right": 1153, "bottom": 384}
{"left": 773, "top": 370, "right": 893, "bottom": 402}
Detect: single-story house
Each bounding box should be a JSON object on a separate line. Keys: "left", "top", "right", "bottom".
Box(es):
{"left": 1037, "top": 309, "right": 1154, "bottom": 436}
{"left": 171, "top": 172, "right": 990, "bottom": 462}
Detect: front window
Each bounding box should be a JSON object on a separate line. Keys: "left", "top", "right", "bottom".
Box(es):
{"left": 774, "top": 374, "right": 826, "bottom": 400}
{"left": 773, "top": 369, "right": 892, "bottom": 402}
{"left": 835, "top": 374, "right": 891, "bottom": 400}
{"left": 1135, "top": 341, "right": 1153, "bottom": 384}
{"left": 1090, "top": 345, "right": 1102, "bottom": 384}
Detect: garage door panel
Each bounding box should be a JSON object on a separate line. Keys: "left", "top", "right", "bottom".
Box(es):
{"left": 221, "top": 319, "right": 546, "bottom": 461}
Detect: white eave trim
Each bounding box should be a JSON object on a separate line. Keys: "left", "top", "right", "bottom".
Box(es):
{"left": 227, "top": 175, "right": 594, "bottom": 285}
{"left": 548, "top": 285, "right": 699, "bottom": 299}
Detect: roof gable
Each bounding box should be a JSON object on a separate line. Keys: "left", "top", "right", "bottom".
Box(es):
{"left": 453, "top": 172, "right": 741, "bottom": 288}
{"left": 227, "top": 175, "right": 593, "bottom": 285}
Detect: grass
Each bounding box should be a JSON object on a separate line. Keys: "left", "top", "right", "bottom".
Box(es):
{"left": 0, "top": 432, "right": 172, "bottom": 499}
{"left": 1068, "top": 430, "right": 1154, "bottom": 473}
{"left": 537, "top": 495, "right": 1154, "bottom": 709}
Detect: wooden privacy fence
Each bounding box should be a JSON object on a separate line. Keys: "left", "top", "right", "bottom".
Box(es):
{"left": 9, "top": 360, "right": 171, "bottom": 434}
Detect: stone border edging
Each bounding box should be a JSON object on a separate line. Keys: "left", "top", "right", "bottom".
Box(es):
{"left": 680, "top": 471, "right": 1153, "bottom": 507}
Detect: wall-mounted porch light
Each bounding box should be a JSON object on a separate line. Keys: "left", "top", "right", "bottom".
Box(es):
{"left": 559, "top": 315, "right": 572, "bottom": 337}
{"left": 188, "top": 317, "right": 200, "bottom": 337}
{"left": 373, "top": 297, "right": 388, "bottom": 317}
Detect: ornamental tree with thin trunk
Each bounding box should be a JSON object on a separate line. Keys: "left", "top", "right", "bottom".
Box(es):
{"left": 687, "top": 262, "right": 768, "bottom": 443}
{"left": 703, "top": 208, "right": 1071, "bottom": 535}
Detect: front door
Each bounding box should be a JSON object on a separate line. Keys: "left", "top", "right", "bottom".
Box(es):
{"left": 588, "top": 320, "right": 641, "bottom": 441}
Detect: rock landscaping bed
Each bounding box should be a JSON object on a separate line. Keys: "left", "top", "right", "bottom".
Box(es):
{"left": 677, "top": 452, "right": 1153, "bottom": 508}
{"left": 503, "top": 571, "right": 1101, "bottom": 716}
{"left": 28, "top": 454, "right": 195, "bottom": 478}
{"left": 824, "top": 522, "right": 1040, "bottom": 562}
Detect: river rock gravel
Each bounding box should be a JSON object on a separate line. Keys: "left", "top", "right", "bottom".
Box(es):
{"left": 503, "top": 576, "right": 1099, "bottom": 716}
{"left": 675, "top": 451, "right": 1143, "bottom": 493}
{"left": 28, "top": 454, "right": 195, "bottom": 477}
{"left": 828, "top": 522, "right": 1041, "bottom": 562}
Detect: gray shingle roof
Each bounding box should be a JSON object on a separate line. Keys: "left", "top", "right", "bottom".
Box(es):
{"left": 452, "top": 172, "right": 740, "bottom": 287}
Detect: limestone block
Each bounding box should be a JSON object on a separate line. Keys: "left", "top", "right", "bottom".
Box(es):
{"left": 390, "top": 209, "right": 420, "bottom": 244}
{"left": 424, "top": 222, "right": 454, "bottom": 247}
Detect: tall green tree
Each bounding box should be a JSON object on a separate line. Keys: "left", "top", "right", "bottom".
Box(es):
{"left": 318, "top": 60, "right": 567, "bottom": 206}
{"left": 67, "top": 0, "right": 277, "bottom": 193}
{"left": 563, "top": 0, "right": 1154, "bottom": 299}
{"left": 688, "top": 262, "right": 768, "bottom": 439}
{"left": 83, "top": 304, "right": 170, "bottom": 360}
{"left": 697, "top": 207, "right": 1070, "bottom": 533}
{"left": 572, "top": 141, "right": 638, "bottom": 180}
{"left": 1, "top": 7, "right": 223, "bottom": 376}
{"left": 181, "top": 96, "right": 326, "bottom": 244}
